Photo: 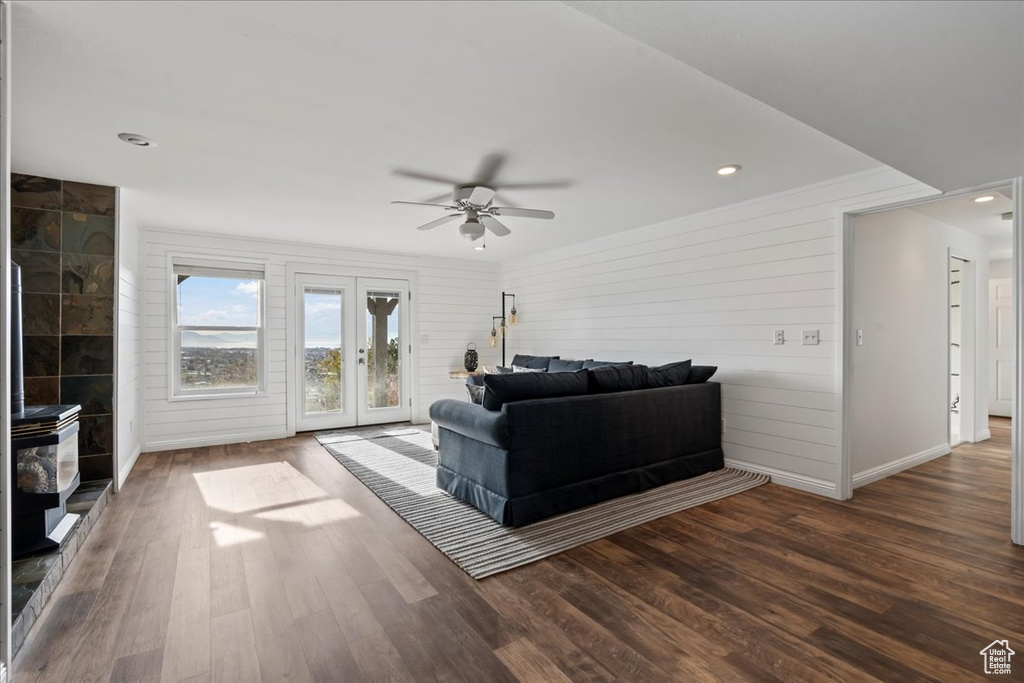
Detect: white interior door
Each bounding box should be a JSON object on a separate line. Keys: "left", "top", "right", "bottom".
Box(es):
{"left": 357, "top": 278, "right": 411, "bottom": 425}
{"left": 990, "top": 277, "right": 1014, "bottom": 417}
{"left": 295, "top": 274, "right": 357, "bottom": 431}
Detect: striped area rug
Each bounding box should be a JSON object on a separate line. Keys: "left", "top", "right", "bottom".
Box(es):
{"left": 315, "top": 426, "right": 768, "bottom": 579}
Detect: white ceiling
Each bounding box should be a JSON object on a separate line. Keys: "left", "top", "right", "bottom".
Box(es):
{"left": 567, "top": 0, "right": 1024, "bottom": 192}
{"left": 910, "top": 187, "right": 1014, "bottom": 260}
{"left": 11, "top": 1, "right": 882, "bottom": 261}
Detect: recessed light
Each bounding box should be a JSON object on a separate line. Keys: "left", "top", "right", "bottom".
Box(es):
{"left": 118, "top": 132, "right": 156, "bottom": 147}
{"left": 717, "top": 164, "right": 741, "bottom": 176}
{"left": 974, "top": 195, "right": 995, "bottom": 203}
{"left": 474, "top": 244, "right": 486, "bottom": 251}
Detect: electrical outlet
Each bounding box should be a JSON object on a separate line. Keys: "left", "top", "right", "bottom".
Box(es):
{"left": 802, "top": 329, "right": 819, "bottom": 345}
{"left": 773, "top": 329, "right": 785, "bottom": 345}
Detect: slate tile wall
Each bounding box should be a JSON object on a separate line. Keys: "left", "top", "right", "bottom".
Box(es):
{"left": 12, "top": 172, "right": 116, "bottom": 481}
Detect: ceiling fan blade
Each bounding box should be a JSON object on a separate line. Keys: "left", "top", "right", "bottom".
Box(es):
{"left": 391, "top": 200, "right": 458, "bottom": 209}
{"left": 490, "top": 207, "right": 555, "bottom": 220}
{"left": 495, "top": 180, "right": 572, "bottom": 190}
{"left": 393, "top": 169, "right": 464, "bottom": 185}
{"left": 416, "top": 214, "right": 463, "bottom": 231}
{"left": 480, "top": 215, "right": 511, "bottom": 237}
{"left": 468, "top": 186, "right": 495, "bottom": 206}
{"left": 473, "top": 153, "right": 507, "bottom": 186}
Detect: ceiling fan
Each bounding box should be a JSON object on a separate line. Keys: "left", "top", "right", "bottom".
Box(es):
{"left": 391, "top": 153, "right": 564, "bottom": 241}
{"left": 392, "top": 185, "right": 554, "bottom": 241}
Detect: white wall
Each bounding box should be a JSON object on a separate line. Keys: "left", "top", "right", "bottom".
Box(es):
{"left": 501, "top": 168, "right": 935, "bottom": 497}
{"left": 991, "top": 258, "right": 1013, "bottom": 280}
{"left": 849, "top": 208, "right": 990, "bottom": 486}
{"left": 141, "top": 229, "right": 499, "bottom": 451}
{"left": 116, "top": 189, "right": 143, "bottom": 487}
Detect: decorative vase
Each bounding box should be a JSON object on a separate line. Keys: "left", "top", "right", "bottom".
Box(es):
{"left": 464, "top": 343, "right": 479, "bottom": 372}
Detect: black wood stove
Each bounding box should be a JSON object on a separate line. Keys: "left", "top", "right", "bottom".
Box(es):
{"left": 10, "top": 262, "right": 82, "bottom": 558}
{"left": 12, "top": 405, "right": 82, "bottom": 557}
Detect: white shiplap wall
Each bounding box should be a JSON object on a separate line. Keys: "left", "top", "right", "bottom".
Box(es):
{"left": 142, "top": 229, "right": 500, "bottom": 451}
{"left": 116, "top": 190, "right": 143, "bottom": 487}
{"left": 501, "top": 168, "right": 936, "bottom": 497}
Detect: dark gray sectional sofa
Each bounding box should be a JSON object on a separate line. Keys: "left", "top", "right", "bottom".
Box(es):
{"left": 429, "top": 356, "right": 722, "bottom": 526}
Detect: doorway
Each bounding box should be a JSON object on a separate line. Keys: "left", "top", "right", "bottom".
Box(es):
{"left": 949, "top": 255, "right": 968, "bottom": 446}
{"left": 989, "top": 276, "right": 1014, "bottom": 418}
{"left": 841, "top": 179, "right": 1022, "bottom": 545}
{"left": 294, "top": 274, "right": 411, "bottom": 431}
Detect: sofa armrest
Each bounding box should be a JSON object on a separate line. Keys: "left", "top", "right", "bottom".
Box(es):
{"left": 429, "top": 399, "right": 510, "bottom": 449}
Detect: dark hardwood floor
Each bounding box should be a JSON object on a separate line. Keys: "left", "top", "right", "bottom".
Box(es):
{"left": 13, "top": 417, "right": 1023, "bottom": 682}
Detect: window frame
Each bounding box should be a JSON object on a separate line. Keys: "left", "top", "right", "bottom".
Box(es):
{"left": 169, "top": 257, "right": 268, "bottom": 400}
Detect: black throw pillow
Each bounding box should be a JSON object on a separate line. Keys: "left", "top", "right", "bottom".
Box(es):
{"left": 587, "top": 364, "right": 650, "bottom": 393}
{"left": 687, "top": 365, "right": 718, "bottom": 383}
{"left": 547, "top": 359, "right": 585, "bottom": 373}
{"left": 582, "top": 359, "right": 633, "bottom": 370}
{"left": 482, "top": 369, "right": 588, "bottom": 411}
{"left": 646, "top": 360, "right": 692, "bottom": 388}
{"left": 510, "top": 354, "right": 559, "bottom": 370}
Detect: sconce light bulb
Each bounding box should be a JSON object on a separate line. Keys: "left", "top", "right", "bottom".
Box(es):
{"left": 508, "top": 307, "right": 518, "bottom": 326}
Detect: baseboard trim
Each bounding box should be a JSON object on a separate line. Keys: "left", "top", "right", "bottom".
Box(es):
{"left": 143, "top": 429, "right": 289, "bottom": 452}
{"left": 852, "top": 443, "right": 950, "bottom": 489}
{"left": 975, "top": 429, "right": 992, "bottom": 442}
{"left": 724, "top": 458, "right": 838, "bottom": 499}
{"left": 117, "top": 444, "right": 142, "bottom": 489}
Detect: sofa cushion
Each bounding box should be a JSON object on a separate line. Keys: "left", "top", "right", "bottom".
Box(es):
{"left": 582, "top": 359, "right": 633, "bottom": 369}
{"left": 547, "top": 359, "right": 585, "bottom": 373}
{"left": 646, "top": 360, "right": 692, "bottom": 388}
{"left": 587, "top": 364, "right": 650, "bottom": 393}
{"left": 482, "top": 369, "right": 589, "bottom": 411}
{"left": 510, "top": 354, "right": 559, "bottom": 370}
{"left": 688, "top": 365, "right": 718, "bottom": 383}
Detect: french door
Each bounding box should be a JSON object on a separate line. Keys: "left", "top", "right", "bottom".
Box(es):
{"left": 295, "top": 274, "right": 411, "bottom": 431}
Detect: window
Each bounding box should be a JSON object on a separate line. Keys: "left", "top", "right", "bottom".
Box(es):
{"left": 172, "top": 262, "right": 265, "bottom": 397}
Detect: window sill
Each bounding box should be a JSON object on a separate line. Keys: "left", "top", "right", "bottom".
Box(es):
{"left": 168, "top": 390, "right": 270, "bottom": 403}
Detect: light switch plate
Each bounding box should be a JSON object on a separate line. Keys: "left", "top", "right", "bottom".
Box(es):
{"left": 802, "top": 329, "right": 819, "bottom": 345}
{"left": 856, "top": 329, "right": 864, "bottom": 346}
{"left": 774, "top": 329, "right": 785, "bottom": 345}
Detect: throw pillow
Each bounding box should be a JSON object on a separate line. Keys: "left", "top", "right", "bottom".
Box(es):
{"left": 587, "top": 364, "right": 649, "bottom": 393}
{"left": 510, "top": 354, "right": 559, "bottom": 370}
{"left": 581, "top": 359, "right": 634, "bottom": 370}
{"left": 482, "top": 370, "right": 589, "bottom": 411}
{"left": 512, "top": 365, "right": 545, "bottom": 373}
{"left": 482, "top": 365, "right": 512, "bottom": 374}
{"left": 646, "top": 360, "right": 692, "bottom": 388}
{"left": 547, "top": 359, "right": 585, "bottom": 373}
{"left": 466, "top": 383, "right": 485, "bottom": 404}
{"left": 687, "top": 365, "right": 718, "bottom": 383}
